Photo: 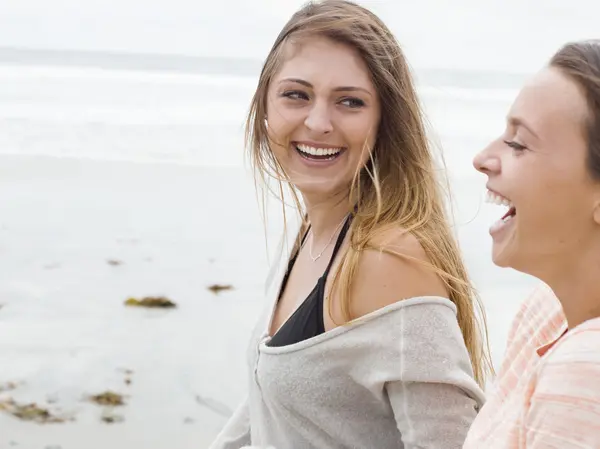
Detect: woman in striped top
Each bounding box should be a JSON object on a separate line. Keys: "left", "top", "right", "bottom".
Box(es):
{"left": 465, "top": 40, "right": 600, "bottom": 448}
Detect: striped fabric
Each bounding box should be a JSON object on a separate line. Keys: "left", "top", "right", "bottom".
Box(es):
{"left": 463, "top": 283, "right": 600, "bottom": 448}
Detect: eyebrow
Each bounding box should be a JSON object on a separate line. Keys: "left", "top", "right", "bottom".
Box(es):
{"left": 279, "top": 77, "right": 373, "bottom": 96}
{"left": 507, "top": 116, "right": 540, "bottom": 140}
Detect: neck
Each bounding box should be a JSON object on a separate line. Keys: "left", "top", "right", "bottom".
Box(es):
{"left": 541, "top": 245, "right": 600, "bottom": 329}
{"left": 303, "top": 189, "right": 351, "bottom": 244}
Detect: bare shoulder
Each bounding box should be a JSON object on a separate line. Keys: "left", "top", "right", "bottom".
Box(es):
{"left": 348, "top": 226, "right": 449, "bottom": 318}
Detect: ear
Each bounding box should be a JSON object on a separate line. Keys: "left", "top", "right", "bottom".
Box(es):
{"left": 593, "top": 197, "right": 600, "bottom": 225}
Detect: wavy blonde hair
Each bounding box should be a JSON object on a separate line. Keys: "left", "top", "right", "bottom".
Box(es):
{"left": 245, "top": 0, "right": 493, "bottom": 386}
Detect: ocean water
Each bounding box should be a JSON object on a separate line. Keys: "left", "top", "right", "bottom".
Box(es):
{"left": 0, "top": 50, "right": 519, "bottom": 173}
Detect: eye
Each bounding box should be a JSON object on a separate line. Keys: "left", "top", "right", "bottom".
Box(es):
{"left": 339, "top": 97, "right": 365, "bottom": 109}
{"left": 503, "top": 140, "right": 527, "bottom": 152}
{"left": 281, "top": 90, "right": 309, "bottom": 101}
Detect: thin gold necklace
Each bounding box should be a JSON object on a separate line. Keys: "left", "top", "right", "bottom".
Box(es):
{"left": 308, "top": 215, "right": 347, "bottom": 262}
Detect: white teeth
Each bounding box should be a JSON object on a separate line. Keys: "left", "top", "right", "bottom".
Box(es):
{"left": 485, "top": 190, "right": 513, "bottom": 208}
{"left": 296, "top": 144, "right": 343, "bottom": 157}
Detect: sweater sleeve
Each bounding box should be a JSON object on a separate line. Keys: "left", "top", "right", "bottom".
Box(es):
{"left": 383, "top": 299, "right": 486, "bottom": 449}
{"left": 387, "top": 381, "right": 480, "bottom": 448}
{"left": 208, "top": 396, "right": 251, "bottom": 449}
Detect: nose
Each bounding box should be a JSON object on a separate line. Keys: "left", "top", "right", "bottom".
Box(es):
{"left": 304, "top": 102, "right": 333, "bottom": 134}
{"left": 473, "top": 141, "right": 501, "bottom": 176}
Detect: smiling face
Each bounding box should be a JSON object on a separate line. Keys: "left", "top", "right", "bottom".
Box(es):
{"left": 265, "top": 36, "right": 381, "bottom": 201}
{"left": 473, "top": 67, "right": 600, "bottom": 277}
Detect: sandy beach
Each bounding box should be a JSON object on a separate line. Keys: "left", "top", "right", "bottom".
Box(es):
{"left": 0, "top": 155, "right": 277, "bottom": 448}
{"left": 0, "top": 151, "right": 539, "bottom": 449}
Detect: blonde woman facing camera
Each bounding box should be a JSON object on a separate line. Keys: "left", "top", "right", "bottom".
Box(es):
{"left": 210, "top": 1, "right": 491, "bottom": 448}
{"left": 465, "top": 40, "right": 600, "bottom": 448}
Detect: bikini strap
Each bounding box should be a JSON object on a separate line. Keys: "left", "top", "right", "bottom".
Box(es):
{"left": 323, "top": 215, "right": 352, "bottom": 275}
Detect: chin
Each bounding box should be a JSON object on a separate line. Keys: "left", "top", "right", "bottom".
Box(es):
{"left": 290, "top": 178, "right": 350, "bottom": 199}
{"left": 491, "top": 245, "right": 514, "bottom": 268}
{"left": 492, "top": 248, "right": 537, "bottom": 280}
{"left": 491, "top": 255, "right": 511, "bottom": 268}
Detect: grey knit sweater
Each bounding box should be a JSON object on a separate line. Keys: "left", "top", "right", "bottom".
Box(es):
{"left": 209, "top": 266, "right": 485, "bottom": 449}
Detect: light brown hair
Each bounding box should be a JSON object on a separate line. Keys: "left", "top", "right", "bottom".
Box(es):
{"left": 550, "top": 40, "right": 600, "bottom": 179}
{"left": 245, "top": 0, "right": 493, "bottom": 386}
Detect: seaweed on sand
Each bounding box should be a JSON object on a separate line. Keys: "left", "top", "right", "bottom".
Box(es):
{"left": 124, "top": 296, "right": 177, "bottom": 308}
{"left": 207, "top": 284, "right": 233, "bottom": 295}
{"left": 0, "top": 398, "right": 66, "bottom": 424}
{"left": 88, "top": 391, "right": 125, "bottom": 407}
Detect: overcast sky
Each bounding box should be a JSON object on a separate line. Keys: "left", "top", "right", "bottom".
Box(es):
{"left": 1, "top": 0, "right": 598, "bottom": 72}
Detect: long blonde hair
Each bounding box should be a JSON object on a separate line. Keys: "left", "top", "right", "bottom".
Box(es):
{"left": 245, "top": 0, "right": 493, "bottom": 387}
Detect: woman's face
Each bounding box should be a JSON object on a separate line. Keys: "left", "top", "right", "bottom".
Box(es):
{"left": 265, "top": 36, "right": 381, "bottom": 201}
{"left": 473, "top": 67, "right": 600, "bottom": 277}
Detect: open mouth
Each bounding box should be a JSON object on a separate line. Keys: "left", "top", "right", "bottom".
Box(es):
{"left": 486, "top": 190, "right": 516, "bottom": 223}
{"left": 294, "top": 143, "right": 346, "bottom": 162}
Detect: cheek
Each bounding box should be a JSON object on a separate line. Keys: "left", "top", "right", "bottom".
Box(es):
{"left": 266, "top": 110, "right": 295, "bottom": 155}
{"left": 266, "top": 95, "right": 292, "bottom": 135}
{"left": 266, "top": 95, "right": 306, "bottom": 129}
{"left": 345, "top": 114, "right": 379, "bottom": 152}
{"left": 519, "top": 168, "right": 594, "bottom": 241}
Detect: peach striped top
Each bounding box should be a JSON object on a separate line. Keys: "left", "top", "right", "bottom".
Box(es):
{"left": 463, "top": 283, "right": 600, "bottom": 448}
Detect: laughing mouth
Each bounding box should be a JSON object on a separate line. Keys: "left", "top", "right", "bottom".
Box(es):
{"left": 294, "top": 143, "right": 345, "bottom": 161}
{"left": 486, "top": 190, "right": 516, "bottom": 222}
